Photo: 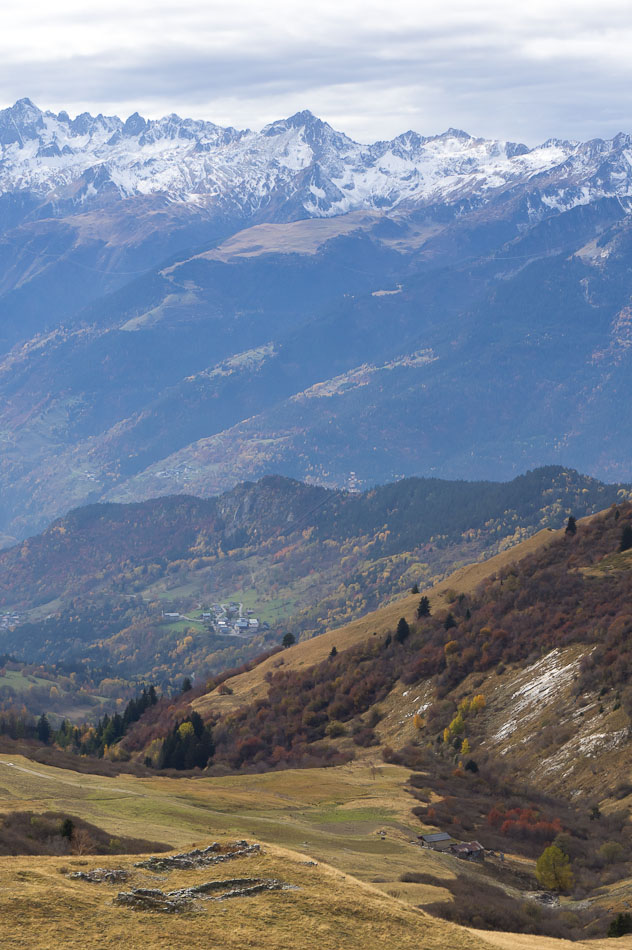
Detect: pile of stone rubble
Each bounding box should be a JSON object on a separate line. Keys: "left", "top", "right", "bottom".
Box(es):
{"left": 70, "top": 868, "right": 130, "bottom": 884}
{"left": 115, "top": 877, "right": 291, "bottom": 913}
{"left": 68, "top": 840, "right": 296, "bottom": 913}
{"left": 134, "top": 841, "right": 261, "bottom": 872}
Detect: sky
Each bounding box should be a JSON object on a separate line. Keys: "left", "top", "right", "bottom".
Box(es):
{"left": 1, "top": 0, "right": 632, "bottom": 145}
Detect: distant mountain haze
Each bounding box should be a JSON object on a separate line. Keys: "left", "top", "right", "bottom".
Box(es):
{"left": 1, "top": 99, "right": 632, "bottom": 541}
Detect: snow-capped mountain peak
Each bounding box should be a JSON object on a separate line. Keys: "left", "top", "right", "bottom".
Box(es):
{"left": 1, "top": 99, "right": 632, "bottom": 220}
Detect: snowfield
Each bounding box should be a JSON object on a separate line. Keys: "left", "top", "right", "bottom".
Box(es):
{"left": 3, "top": 98, "right": 632, "bottom": 220}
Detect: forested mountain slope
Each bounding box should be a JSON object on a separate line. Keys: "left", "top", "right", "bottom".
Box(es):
{"left": 6, "top": 501, "right": 632, "bottom": 943}
{"left": 0, "top": 467, "right": 625, "bottom": 711}
{"left": 148, "top": 500, "right": 632, "bottom": 793}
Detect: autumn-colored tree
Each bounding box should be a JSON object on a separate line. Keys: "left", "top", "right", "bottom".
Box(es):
{"left": 71, "top": 827, "right": 96, "bottom": 856}
{"left": 448, "top": 712, "right": 465, "bottom": 736}
{"left": 178, "top": 721, "right": 195, "bottom": 740}
{"left": 536, "top": 845, "right": 574, "bottom": 891}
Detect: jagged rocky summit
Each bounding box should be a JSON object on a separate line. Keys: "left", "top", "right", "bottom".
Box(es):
{"left": 2, "top": 97, "right": 632, "bottom": 217}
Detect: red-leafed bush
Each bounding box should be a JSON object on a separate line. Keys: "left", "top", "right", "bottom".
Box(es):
{"left": 488, "top": 805, "right": 563, "bottom": 843}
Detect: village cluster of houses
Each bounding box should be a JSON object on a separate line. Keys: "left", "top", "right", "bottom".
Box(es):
{"left": 161, "top": 602, "right": 265, "bottom": 637}
{"left": 215, "top": 614, "right": 260, "bottom": 634}
{"left": 0, "top": 612, "right": 20, "bottom": 631}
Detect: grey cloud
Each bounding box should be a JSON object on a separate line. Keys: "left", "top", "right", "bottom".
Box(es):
{"left": 1, "top": 16, "right": 632, "bottom": 145}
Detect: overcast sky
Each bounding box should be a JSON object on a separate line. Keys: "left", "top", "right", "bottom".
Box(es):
{"left": 2, "top": 0, "right": 632, "bottom": 144}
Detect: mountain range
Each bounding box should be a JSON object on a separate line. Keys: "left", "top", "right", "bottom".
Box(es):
{"left": 2, "top": 99, "right": 632, "bottom": 541}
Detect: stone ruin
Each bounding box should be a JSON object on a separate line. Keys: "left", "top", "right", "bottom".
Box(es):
{"left": 115, "top": 877, "right": 292, "bottom": 913}
{"left": 70, "top": 868, "right": 130, "bottom": 884}
{"left": 134, "top": 840, "right": 261, "bottom": 872}
{"left": 69, "top": 841, "right": 296, "bottom": 913}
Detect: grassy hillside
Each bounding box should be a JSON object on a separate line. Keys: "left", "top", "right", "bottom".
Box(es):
{"left": 192, "top": 525, "right": 561, "bottom": 719}
{"left": 0, "top": 754, "right": 485, "bottom": 950}
{"left": 0, "top": 754, "right": 627, "bottom": 949}
{"left": 0, "top": 850, "right": 484, "bottom": 950}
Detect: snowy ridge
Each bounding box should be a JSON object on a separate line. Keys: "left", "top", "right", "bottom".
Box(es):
{"left": 3, "top": 98, "right": 632, "bottom": 219}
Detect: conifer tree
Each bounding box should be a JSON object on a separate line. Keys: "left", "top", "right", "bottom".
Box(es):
{"left": 417, "top": 596, "right": 431, "bottom": 618}
{"left": 36, "top": 713, "right": 51, "bottom": 745}
{"left": 395, "top": 617, "right": 410, "bottom": 643}
{"left": 620, "top": 524, "right": 632, "bottom": 552}
{"left": 608, "top": 913, "right": 632, "bottom": 937}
